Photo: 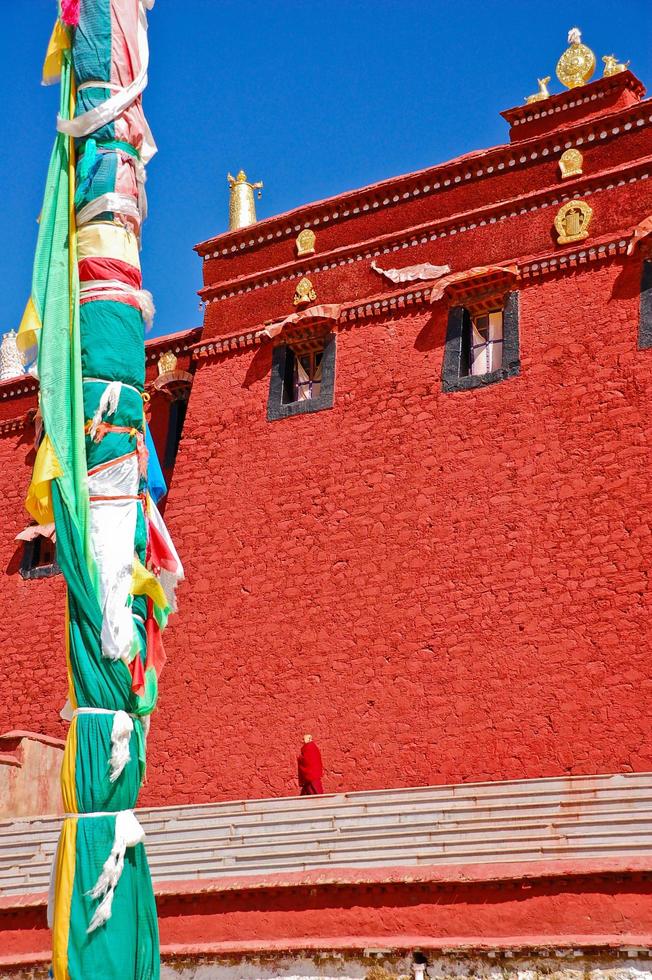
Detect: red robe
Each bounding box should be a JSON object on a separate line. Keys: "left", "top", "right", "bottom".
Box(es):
{"left": 298, "top": 741, "right": 324, "bottom": 795}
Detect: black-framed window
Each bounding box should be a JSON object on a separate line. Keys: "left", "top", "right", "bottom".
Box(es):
{"left": 638, "top": 259, "right": 652, "bottom": 350}
{"left": 20, "top": 536, "right": 60, "bottom": 580}
{"left": 164, "top": 398, "right": 188, "bottom": 468}
{"left": 267, "top": 334, "right": 336, "bottom": 421}
{"left": 441, "top": 290, "right": 520, "bottom": 392}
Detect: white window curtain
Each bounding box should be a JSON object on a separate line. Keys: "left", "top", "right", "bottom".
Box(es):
{"left": 470, "top": 311, "right": 503, "bottom": 377}
{"left": 294, "top": 352, "right": 323, "bottom": 401}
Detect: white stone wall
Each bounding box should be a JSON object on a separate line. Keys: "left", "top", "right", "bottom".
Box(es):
{"left": 5, "top": 951, "right": 652, "bottom": 980}
{"left": 158, "top": 953, "right": 652, "bottom": 980}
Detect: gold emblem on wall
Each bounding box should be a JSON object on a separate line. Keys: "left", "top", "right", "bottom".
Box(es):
{"left": 525, "top": 76, "right": 551, "bottom": 105}
{"left": 602, "top": 54, "right": 630, "bottom": 77}
{"left": 296, "top": 229, "right": 316, "bottom": 257}
{"left": 554, "top": 200, "right": 593, "bottom": 244}
{"left": 293, "top": 277, "right": 317, "bottom": 306}
{"left": 559, "top": 148, "right": 583, "bottom": 180}
{"left": 556, "top": 28, "right": 596, "bottom": 89}
{"left": 158, "top": 350, "right": 178, "bottom": 375}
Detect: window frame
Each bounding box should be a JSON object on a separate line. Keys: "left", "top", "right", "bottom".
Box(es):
{"left": 441, "top": 290, "right": 521, "bottom": 392}
{"left": 268, "top": 333, "right": 337, "bottom": 421}
{"left": 20, "top": 536, "right": 60, "bottom": 581}
{"left": 164, "top": 397, "right": 188, "bottom": 468}
{"left": 638, "top": 259, "right": 652, "bottom": 350}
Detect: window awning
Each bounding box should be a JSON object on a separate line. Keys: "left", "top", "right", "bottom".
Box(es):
{"left": 627, "top": 215, "right": 652, "bottom": 255}
{"left": 15, "top": 523, "right": 56, "bottom": 543}
{"left": 429, "top": 264, "right": 519, "bottom": 311}
{"left": 262, "top": 303, "right": 342, "bottom": 341}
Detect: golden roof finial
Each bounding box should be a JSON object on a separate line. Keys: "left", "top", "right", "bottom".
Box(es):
{"left": 602, "top": 54, "right": 630, "bottom": 77}
{"left": 227, "top": 169, "right": 263, "bottom": 231}
{"left": 525, "top": 76, "right": 551, "bottom": 105}
{"left": 556, "top": 27, "right": 596, "bottom": 89}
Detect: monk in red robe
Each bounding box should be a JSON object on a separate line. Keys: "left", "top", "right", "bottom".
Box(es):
{"left": 298, "top": 734, "right": 324, "bottom": 795}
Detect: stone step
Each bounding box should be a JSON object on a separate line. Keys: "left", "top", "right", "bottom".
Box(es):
{"left": 142, "top": 837, "right": 652, "bottom": 881}
{"left": 138, "top": 792, "right": 652, "bottom": 841}
{"left": 142, "top": 824, "right": 652, "bottom": 869}
{"left": 5, "top": 792, "right": 651, "bottom": 851}
{"left": 135, "top": 771, "right": 652, "bottom": 819}
{"left": 2, "top": 801, "right": 650, "bottom": 865}
{"left": 3, "top": 832, "right": 652, "bottom": 898}
{"left": 3, "top": 773, "right": 652, "bottom": 898}
{"left": 138, "top": 782, "right": 652, "bottom": 825}
{"left": 2, "top": 776, "right": 651, "bottom": 840}
{"left": 6, "top": 811, "right": 652, "bottom": 879}
{"left": 143, "top": 794, "right": 652, "bottom": 836}
{"left": 140, "top": 812, "right": 652, "bottom": 858}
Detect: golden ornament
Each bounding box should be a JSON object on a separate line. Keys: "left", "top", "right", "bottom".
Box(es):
{"left": 227, "top": 169, "right": 263, "bottom": 231}
{"left": 158, "top": 350, "right": 178, "bottom": 375}
{"left": 296, "top": 229, "right": 316, "bottom": 257}
{"left": 525, "top": 76, "right": 551, "bottom": 105}
{"left": 602, "top": 54, "right": 629, "bottom": 78}
{"left": 554, "top": 200, "right": 593, "bottom": 244}
{"left": 293, "top": 277, "right": 317, "bottom": 306}
{"left": 556, "top": 28, "right": 596, "bottom": 89}
{"left": 559, "top": 148, "right": 583, "bottom": 180}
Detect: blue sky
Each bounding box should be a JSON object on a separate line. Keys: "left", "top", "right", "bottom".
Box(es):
{"left": 2, "top": 1, "right": 650, "bottom": 337}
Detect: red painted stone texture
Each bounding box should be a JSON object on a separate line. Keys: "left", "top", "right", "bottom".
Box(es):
{"left": 0, "top": 71, "right": 651, "bottom": 809}
{"left": 0, "top": 332, "right": 198, "bottom": 745}
{"left": 0, "top": 422, "right": 67, "bottom": 740}
{"left": 3, "top": 867, "right": 652, "bottom": 961}
{"left": 147, "top": 256, "right": 652, "bottom": 805}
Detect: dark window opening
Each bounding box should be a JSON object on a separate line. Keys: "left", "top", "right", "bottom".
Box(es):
{"left": 441, "top": 291, "right": 520, "bottom": 392}
{"left": 164, "top": 398, "right": 188, "bottom": 468}
{"left": 638, "top": 259, "right": 652, "bottom": 350}
{"left": 20, "top": 536, "right": 60, "bottom": 580}
{"left": 268, "top": 333, "right": 336, "bottom": 421}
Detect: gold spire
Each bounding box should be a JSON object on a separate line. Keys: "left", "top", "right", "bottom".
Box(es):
{"left": 227, "top": 169, "right": 263, "bottom": 231}
{"left": 556, "top": 28, "right": 596, "bottom": 89}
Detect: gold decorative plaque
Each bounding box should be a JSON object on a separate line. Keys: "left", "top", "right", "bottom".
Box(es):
{"left": 158, "top": 350, "right": 178, "bottom": 375}
{"left": 296, "top": 229, "right": 316, "bottom": 257}
{"left": 602, "top": 54, "right": 629, "bottom": 77}
{"left": 525, "top": 76, "right": 551, "bottom": 105}
{"left": 554, "top": 200, "right": 593, "bottom": 244}
{"left": 293, "top": 276, "right": 317, "bottom": 306}
{"left": 559, "top": 148, "right": 583, "bottom": 179}
{"left": 556, "top": 28, "right": 596, "bottom": 89}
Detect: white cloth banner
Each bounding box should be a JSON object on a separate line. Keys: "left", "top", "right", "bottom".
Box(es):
{"left": 57, "top": 1, "right": 157, "bottom": 164}
{"left": 88, "top": 454, "right": 140, "bottom": 662}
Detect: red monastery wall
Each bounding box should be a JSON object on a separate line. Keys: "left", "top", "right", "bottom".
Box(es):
{"left": 0, "top": 386, "right": 67, "bottom": 740}
{"left": 0, "top": 332, "right": 198, "bottom": 744}
{"left": 0, "top": 70, "right": 650, "bottom": 810}
{"left": 146, "top": 253, "right": 652, "bottom": 806}
{"left": 139, "top": 71, "right": 652, "bottom": 805}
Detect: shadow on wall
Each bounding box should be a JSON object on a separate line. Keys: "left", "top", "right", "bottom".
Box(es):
{"left": 243, "top": 343, "right": 273, "bottom": 389}
{"left": 414, "top": 310, "right": 448, "bottom": 353}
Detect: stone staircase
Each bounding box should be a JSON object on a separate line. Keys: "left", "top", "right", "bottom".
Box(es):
{"left": 1, "top": 771, "right": 651, "bottom": 898}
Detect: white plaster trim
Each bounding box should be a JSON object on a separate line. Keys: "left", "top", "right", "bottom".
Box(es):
{"left": 200, "top": 103, "right": 652, "bottom": 262}
{"left": 203, "top": 165, "right": 650, "bottom": 304}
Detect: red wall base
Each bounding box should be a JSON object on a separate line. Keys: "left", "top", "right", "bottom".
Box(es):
{"left": 2, "top": 861, "right": 651, "bottom": 969}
